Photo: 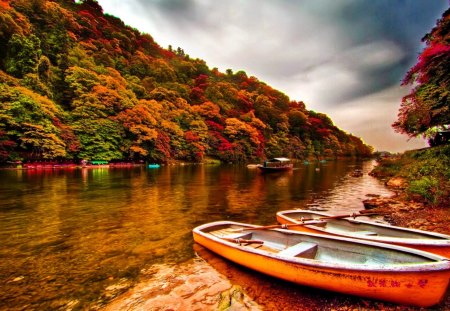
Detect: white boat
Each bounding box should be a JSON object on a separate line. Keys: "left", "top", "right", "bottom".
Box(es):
{"left": 276, "top": 209, "right": 450, "bottom": 258}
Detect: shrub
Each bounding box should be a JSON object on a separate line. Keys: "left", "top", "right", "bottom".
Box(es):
{"left": 407, "top": 176, "right": 440, "bottom": 204}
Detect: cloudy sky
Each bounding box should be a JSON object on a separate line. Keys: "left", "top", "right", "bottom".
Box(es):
{"left": 97, "top": 0, "right": 448, "bottom": 152}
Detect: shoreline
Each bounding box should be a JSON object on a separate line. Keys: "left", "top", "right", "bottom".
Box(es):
{"left": 363, "top": 177, "right": 450, "bottom": 236}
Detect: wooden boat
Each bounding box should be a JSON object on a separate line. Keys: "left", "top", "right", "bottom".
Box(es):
{"left": 276, "top": 210, "right": 450, "bottom": 258}
{"left": 193, "top": 221, "right": 450, "bottom": 307}
{"left": 257, "top": 157, "right": 293, "bottom": 172}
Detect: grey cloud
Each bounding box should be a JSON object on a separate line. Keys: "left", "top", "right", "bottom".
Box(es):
{"left": 105, "top": 0, "right": 447, "bottom": 104}
{"left": 97, "top": 0, "right": 447, "bottom": 151}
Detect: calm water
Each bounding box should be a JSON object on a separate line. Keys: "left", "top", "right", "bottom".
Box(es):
{"left": 0, "top": 160, "right": 392, "bottom": 310}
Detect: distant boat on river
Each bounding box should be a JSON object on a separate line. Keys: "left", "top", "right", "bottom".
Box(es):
{"left": 193, "top": 220, "right": 450, "bottom": 307}
{"left": 257, "top": 158, "right": 293, "bottom": 172}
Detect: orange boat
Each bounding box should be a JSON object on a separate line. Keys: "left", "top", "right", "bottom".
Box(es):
{"left": 193, "top": 221, "right": 450, "bottom": 307}
{"left": 276, "top": 209, "right": 450, "bottom": 258}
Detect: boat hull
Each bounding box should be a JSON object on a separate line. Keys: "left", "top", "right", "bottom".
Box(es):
{"left": 193, "top": 221, "right": 450, "bottom": 307}
{"left": 257, "top": 164, "right": 293, "bottom": 172}
{"left": 276, "top": 210, "right": 450, "bottom": 258}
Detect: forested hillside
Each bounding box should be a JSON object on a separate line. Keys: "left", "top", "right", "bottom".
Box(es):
{"left": 0, "top": 0, "right": 372, "bottom": 164}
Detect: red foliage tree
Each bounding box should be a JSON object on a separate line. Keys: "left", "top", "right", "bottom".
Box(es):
{"left": 393, "top": 8, "right": 450, "bottom": 137}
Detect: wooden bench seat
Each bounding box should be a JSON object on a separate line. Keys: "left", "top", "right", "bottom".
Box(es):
{"left": 278, "top": 242, "right": 318, "bottom": 258}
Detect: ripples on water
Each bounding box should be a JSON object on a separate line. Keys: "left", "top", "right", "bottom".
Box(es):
{"left": 0, "top": 160, "right": 392, "bottom": 309}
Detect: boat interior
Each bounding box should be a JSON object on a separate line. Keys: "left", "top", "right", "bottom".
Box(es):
{"left": 283, "top": 211, "right": 447, "bottom": 240}
{"left": 204, "top": 223, "right": 437, "bottom": 265}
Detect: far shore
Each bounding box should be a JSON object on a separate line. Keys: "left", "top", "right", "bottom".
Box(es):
{"left": 0, "top": 156, "right": 373, "bottom": 171}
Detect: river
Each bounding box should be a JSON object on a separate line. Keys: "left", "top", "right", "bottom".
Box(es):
{"left": 0, "top": 160, "right": 393, "bottom": 310}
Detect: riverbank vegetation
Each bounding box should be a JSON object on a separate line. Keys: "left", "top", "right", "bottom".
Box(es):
{"left": 369, "top": 7, "right": 449, "bottom": 241}
{"left": 0, "top": 0, "right": 372, "bottom": 165}
{"left": 371, "top": 145, "right": 450, "bottom": 207}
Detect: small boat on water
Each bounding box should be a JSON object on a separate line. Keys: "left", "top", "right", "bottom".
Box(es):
{"left": 148, "top": 164, "right": 161, "bottom": 168}
{"left": 257, "top": 157, "right": 293, "bottom": 172}
{"left": 276, "top": 210, "right": 450, "bottom": 258}
{"left": 193, "top": 221, "right": 450, "bottom": 307}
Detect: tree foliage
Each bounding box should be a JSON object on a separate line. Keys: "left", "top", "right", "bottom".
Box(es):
{"left": 393, "top": 8, "right": 450, "bottom": 137}
{"left": 0, "top": 0, "right": 372, "bottom": 163}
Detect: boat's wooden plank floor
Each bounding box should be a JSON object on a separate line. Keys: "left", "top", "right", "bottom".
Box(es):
{"left": 208, "top": 227, "right": 279, "bottom": 253}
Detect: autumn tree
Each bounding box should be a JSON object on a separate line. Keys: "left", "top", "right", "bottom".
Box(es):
{"left": 393, "top": 8, "right": 450, "bottom": 138}
{"left": 0, "top": 130, "right": 17, "bottom": 161}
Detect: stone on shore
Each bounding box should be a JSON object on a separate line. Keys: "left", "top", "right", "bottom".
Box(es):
{"left": 385, "top": 177, "right": 408, "bottom": 189}
{"left": 362, "top": 197, "right": 399, "bottom": 210}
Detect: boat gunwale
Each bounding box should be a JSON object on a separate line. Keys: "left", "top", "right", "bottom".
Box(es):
{"left": 193, "top": 221, "right": 450, "bottom": 273}
{"left": 257, "top": 164, "right": 293, "bottom": 170}
{"left": 276, "top": 210, "right": 450, "bottom": 246}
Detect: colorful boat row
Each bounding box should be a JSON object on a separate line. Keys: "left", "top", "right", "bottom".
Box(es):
{"left": 14, "top": 162, "right": 160, "bottom": 169}
{"left": 192, "top": 210, "right": 450, "bottom": 307}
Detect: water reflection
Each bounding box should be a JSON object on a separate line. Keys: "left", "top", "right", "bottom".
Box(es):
{"left": 0, "top": 160, "right": 392, "bottom": 309}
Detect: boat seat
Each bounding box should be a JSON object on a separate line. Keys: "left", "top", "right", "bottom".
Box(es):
{"left": 354, "top": 231, "right": 377, "bottom": 236}
{"left": 278, "top": 242, "right": 318, "bottom": 258}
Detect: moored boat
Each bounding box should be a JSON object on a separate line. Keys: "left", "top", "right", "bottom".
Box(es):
{"left": 192, "top": 221, "right": 450, "bottom": 307}
{"left": 276, "top": 209, "right": 450, "bottom": 258}
{"left": 257, "top": 157, "right": 293, "bottom": 172}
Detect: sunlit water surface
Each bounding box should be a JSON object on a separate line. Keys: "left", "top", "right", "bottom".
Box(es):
{"left": 0, "top": 160, "right": 392, "bottom": 310}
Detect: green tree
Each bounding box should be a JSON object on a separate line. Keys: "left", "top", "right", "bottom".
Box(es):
{"left": 20, "top": 123, "right": 66, "bottom": 159}
{"left": 0, "top": 84, "right": 67, "bottom": 160}
{"left": 73, "top": 118, "right": 124, "bottom": 160}
{"left": 5, "top": 34, "right": 42, "bottom": 77}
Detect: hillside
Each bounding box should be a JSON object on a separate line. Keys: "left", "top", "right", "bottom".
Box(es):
{"left": 0, "top": 0, "right": 373, "bottom": 164}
